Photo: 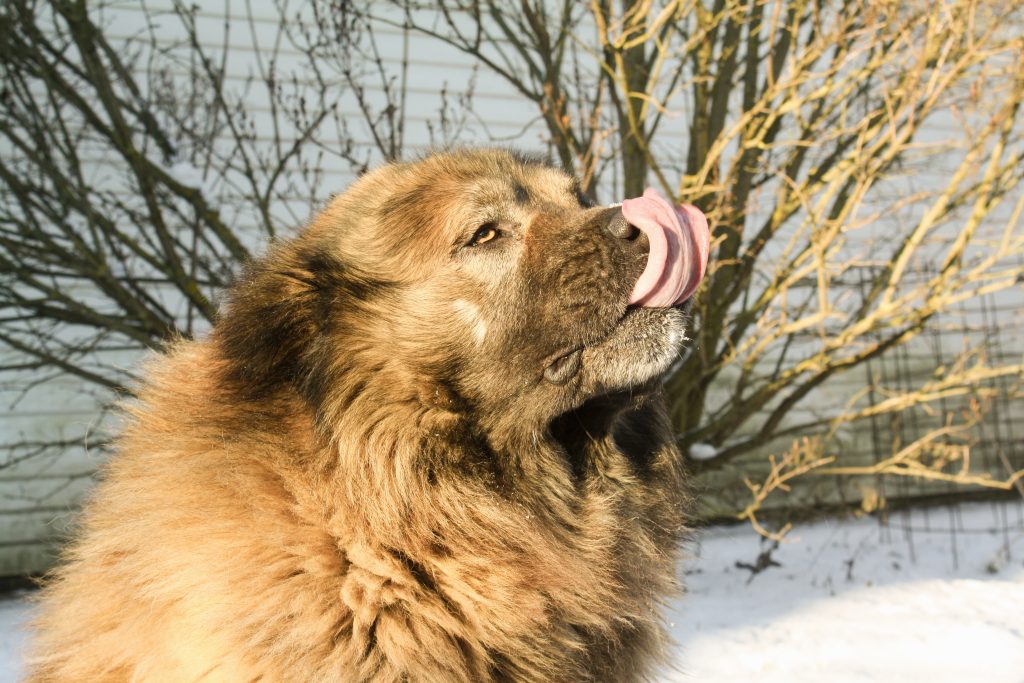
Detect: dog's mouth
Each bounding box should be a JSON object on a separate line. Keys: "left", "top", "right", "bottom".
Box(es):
{"left": 541, "top": 304, "right": 633, "bottom": 386}
{"left": 542, "top": 190, "right": 709, "bottom": 388}
{"left": 542, "top": 303, "right": 689, "bottom": 387}
{"left": 543, "top": 347, "right": 584, "bottom": 385}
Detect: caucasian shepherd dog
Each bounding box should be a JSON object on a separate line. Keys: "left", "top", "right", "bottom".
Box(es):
{"left": 28, "top": 149, "right": 710, "bottom": 682}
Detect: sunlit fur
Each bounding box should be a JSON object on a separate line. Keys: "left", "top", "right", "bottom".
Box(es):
{"left": 28, "top": 149, "right": 691, "bottom": 682}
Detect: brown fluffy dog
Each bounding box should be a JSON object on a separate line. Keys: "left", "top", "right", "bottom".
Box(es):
{"left": 28, "top": 149, "right": 694, "bottom": 682}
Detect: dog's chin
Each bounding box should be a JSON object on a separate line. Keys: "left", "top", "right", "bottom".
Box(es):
{"left": 578, "top": 306, "right": 688, "bottom": 396}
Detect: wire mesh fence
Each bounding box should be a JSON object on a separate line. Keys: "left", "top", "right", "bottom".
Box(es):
{"left": 696, "top": 262, "right": 1024, "bottom": 543}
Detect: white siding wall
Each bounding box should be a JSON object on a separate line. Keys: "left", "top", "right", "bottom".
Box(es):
{"left": 2, "top": 3, "right": 1021, "bottom": 574}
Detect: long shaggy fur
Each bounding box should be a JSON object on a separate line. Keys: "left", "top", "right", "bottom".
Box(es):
{"left": 28, "top": 149, "right": 691, "bottom": 682}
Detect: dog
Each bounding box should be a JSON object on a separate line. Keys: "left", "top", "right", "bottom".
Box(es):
{"left": 28, "top": 149, "right": 710, "bottom": 682}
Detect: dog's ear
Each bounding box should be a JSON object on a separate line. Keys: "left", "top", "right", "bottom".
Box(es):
{"left": 214, "top": 241, "right": 332, "bottom": 398}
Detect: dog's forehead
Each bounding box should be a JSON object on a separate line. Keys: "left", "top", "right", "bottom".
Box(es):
{"left": 312, "top": 153, "right": 584, "bottom": 277}
{"left": 379, "top": 162, "right": 576, "bottom": 233}
{"left": 459, "top": 166, "right": 575, "bottom": 209}
{"left": 516, "top": 166, "right": 578, "bottom": 204}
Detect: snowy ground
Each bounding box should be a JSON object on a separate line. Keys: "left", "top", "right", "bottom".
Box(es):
{"left": 0, "top": 596, "right": 29, "bottom": 683}
{"left": 1, "top": 501, "right": 1022, "bottom": 682}
{"left": 666, "top": 500, "right": 1024, "bottom": 682}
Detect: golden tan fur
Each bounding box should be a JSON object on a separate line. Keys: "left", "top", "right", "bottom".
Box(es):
{"left": 28, "top": 149, "right": 690, "bottom": 682}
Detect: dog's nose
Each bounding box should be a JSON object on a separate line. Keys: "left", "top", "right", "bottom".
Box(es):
{"left": 604, "top": 209, "right": 642, "bottom": 241}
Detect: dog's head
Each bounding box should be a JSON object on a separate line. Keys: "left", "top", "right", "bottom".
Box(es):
{"left": 217, "top": 149, "right": 709, "bottom": 445}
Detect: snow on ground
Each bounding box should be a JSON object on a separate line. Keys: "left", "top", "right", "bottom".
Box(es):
{"left": 0, "top": 595, "right": 30, "bottom": 683}
{"left": 1, "top": 501, "right": 1022, "bottom": 682}
{"left": 665, "top": 500, "right": 1024, "bottom": 682}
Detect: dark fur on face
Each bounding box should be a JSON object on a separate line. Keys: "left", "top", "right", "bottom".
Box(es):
{"left": 28, "top": 149, "right": 692, "bottom": 683}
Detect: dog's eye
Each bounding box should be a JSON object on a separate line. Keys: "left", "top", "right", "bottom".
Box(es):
{"left": 467, "top": 222, "right": 500, "bottom": 247}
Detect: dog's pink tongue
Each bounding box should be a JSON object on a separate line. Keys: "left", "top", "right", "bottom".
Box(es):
{"left": 621, "top": 188, "right": 710, "bottom": 307}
